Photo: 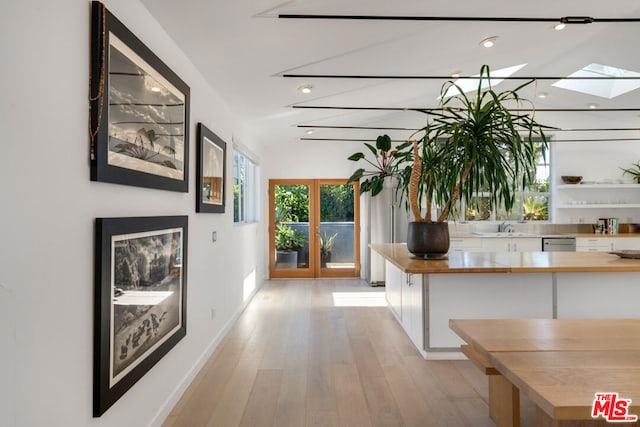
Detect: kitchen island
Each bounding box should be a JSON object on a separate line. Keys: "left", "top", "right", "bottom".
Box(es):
{"left": 371, "top": 243, "right": 640, "bottom": 358}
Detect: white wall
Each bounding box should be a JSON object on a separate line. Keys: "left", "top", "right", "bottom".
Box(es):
{"left": 262, "top": 140, "right": 361, "bottom": 180}
{"left": 0, "top": 1, "right": 264, "bottom": 426}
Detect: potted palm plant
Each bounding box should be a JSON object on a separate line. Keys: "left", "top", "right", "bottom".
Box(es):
{"left": 348, "top": 65, "right": 548, "bottom": 258}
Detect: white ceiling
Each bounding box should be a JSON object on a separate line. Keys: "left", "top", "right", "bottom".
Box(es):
{"left": 140, "top": 0, "right": 640, "bottom": 147}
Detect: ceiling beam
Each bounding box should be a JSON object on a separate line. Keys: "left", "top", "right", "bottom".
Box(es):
{"left": 300, "top": 137, "right": 640, "bottom": 143}
{"left": 296, "top": 125, "right": 640, "bottom": 132}
{"left": 292, "top": 105, "right": 640, "bottom": 113}
{"left": 283, "top": 73, "right": 640, "bottom": 80}
{"left": 278, "top": 14, "right": 640, "bottom": 23}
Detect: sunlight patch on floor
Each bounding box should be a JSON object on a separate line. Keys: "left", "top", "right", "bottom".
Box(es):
{"left": 243, "top": 269, "right": 257, "bottom": 302}
{"left": 331, "top": 291, "right": 386, "bottom": 307}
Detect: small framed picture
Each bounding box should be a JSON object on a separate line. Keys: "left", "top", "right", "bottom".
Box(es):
{"left": 94, "top": 216, "right": 188, "bottom": 416}
{"left": 196, "top": 123, "right": 226, "bottom": 213}
{"left": 89, "top": 1, "right": 190, "bottom": 192}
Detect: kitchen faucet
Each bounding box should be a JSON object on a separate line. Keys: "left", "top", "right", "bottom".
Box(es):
{"left": 499, "top": 222, "right": 515, "bottom": 233}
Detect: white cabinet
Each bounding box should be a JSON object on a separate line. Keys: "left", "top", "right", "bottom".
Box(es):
{"left": 449, "top": 237, "right": 483, "bottom": 252}
{"left": 577, "top": 237, "right": 640, "bottom": 252}
{"left": 481, "top": 237, "right": 541, "bottom": 252}
{"left": 450, "top": 237, "right": 541, "bottom": 252}
{"left": 384, "top": 261, "right": 402, "bottom": 320}
{"left": 385, "top": 261, "right": 424, "bottom": 352}
{"left": 576, "top": 237, "right": 614, "bottom": 252}
{"left": 401, "top": 272, "right": 423, "bottom": 351}
{"left": 612, "top": 237, "right": 640, "bottom": 251}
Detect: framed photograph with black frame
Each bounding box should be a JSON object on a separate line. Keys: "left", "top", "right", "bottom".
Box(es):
{"left": 196, "top": 123, "right": 226, "bottom": 213}
{"left": 94, "top": 216, "right": 188, "bottom": 417}
{"left": 89, "top": 1, "right": 190, "bottom": 192}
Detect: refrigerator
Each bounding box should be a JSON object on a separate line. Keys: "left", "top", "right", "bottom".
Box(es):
{"left": 361, "top": 186, "right": 408, "bottom": 285}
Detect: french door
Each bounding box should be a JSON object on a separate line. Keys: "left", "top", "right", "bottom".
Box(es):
{"left": 269, "top": 179, "right": 360, "bottom": 278}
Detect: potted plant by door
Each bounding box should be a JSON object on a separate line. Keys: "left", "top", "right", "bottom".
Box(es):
{"left": 275, "top": 224, "right": 306, "bottom": 268}
{"left": 320, "top": 232, "right": 338, "bottom": 267}
{"left": 348, "top": 65, "right": 549, "bottom": 258}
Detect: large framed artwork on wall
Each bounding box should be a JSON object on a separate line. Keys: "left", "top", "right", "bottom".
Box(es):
{"left": 196, "top": 123, "right": 226, "bottom": 213}
{"left": 89, "top": 1, "right": 190, "bottom": 192}
{"left": 94, "top": 216, "right": 188, "bottom": 416}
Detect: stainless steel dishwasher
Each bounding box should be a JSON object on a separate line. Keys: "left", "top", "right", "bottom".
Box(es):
{"left": 542, "top": 237, "right": 576, "bottom": 252}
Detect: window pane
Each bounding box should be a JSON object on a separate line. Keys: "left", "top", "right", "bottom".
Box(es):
{"left": 465, "top": 196, "right": 492, "bottom": 221}
{"left": 233, "top": 152, "right": 244, "bottom": 223}
{"left": 233, "top": 151, "right": 258, "bottom": 224}
{"left": 495, "top": 196, "right": 522, "bottom": 221}
{"left": 523, "top": 195, "right": 549, "bottom": 221}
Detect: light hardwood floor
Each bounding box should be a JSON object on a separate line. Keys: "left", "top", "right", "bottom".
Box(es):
{"left": 162, "top": 279, "right": 533, "bottom": 427}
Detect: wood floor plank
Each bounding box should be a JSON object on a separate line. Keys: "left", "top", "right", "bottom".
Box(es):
{"left": 306, "top": 363, "right": 336, "bottom": 412}
{"left": 333, "top": 364, "right": 373, "bottom": 427}
{"left": 205, "top": 357, "right": 260, "bottom": 427}
{"left": 424, "top": 360, "right": 482, "bottom": 399}
{"left": 381, "top": 361, "right": 433, "bottom": 427}
{"left": 274, "top": 370, "right": 308, "bottom": 427}
{"left": 239, "top": 369, "right": 283, "bottom": 427}
{"left": 167, "top": 340, "right": 245, "bottom": 426}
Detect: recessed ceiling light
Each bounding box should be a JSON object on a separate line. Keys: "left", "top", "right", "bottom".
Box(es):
{"left": 553, "top": 22, "right": 566, "bottom": 31}
{"left": 588, "top": 103, "right": 599, "bottom": 109}
{"left": 305, "top": 129, "right": 314, "bottom": 135}
{"left": 480, "top": 36, "right": 498, "bottom": 48}
{"left": 537, "top": 92, "right": 548, "bottom": 99}
{"left": 151, "top": 86, "right": 161, "bottom": 92}
{"left": 298, "top": 84, "right": 313, "bottom": 94}
{"left": 450, "top": 71, "right": 461, "bottom": 79}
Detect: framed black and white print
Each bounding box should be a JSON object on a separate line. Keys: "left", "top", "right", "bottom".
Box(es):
{"left": 89, "top": 2, "right": 190, "bottom": 192}
{"left": 196, "top": 123, "right": 226, "bottom": 213}
{"left": 94, "top": 216, "right": 188, "bottom": 416}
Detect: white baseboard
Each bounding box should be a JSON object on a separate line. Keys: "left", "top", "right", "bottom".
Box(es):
{"left": 423, "top": 351, "right": 467, "bottom": 361}
{"left": 148, "top": 282, "right": 263, "bottom": 427}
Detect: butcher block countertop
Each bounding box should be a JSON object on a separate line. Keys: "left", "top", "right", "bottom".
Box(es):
{"left": 370, "top": 243, "right": 640, "bottom": 274}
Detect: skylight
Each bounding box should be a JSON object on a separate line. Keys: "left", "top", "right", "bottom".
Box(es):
{"left": 552, "top": 63, "right": 640, "bottom": 99}
{"left": 440, "top": 63, "right": 528, "bottom": 99}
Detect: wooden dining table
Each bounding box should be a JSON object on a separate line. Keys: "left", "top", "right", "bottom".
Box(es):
{"left": 449, "top": 319, "right": 640, "bottom": 427}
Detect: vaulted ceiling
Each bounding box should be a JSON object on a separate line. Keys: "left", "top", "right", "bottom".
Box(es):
{"left": 141, "top": 0, "right": 640, "bottom": 147}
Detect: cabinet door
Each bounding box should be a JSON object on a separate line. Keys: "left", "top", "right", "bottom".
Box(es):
{"left": 576, "top": 237, "right": 612, "bottom": 252}
{"left": 612, "top": 237, "right": 640, "bottom": 251}
{"left": 401, "top": 273, "right": 423, "bottom": 351}
{"left": 384, "top": 261, "right": 402, "bottom": 320}
{"left": 512, "top": 237, "right": 542, "bottom": 252}
{"left": 449, "top": 237, "right": 483, "bottom": 252}
{"left": 481, "top": 238, "right": 510, "bottom": 252}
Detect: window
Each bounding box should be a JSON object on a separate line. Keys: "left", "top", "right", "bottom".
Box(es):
{"left": 233, "top": 150, "right": 259, "bottom": 224}
{"left": 462, "top": 141, "right": 550, "bottom": 222}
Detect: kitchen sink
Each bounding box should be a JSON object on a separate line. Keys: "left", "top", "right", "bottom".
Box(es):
{"left": 471, "top": 232, "right": 538, "bottom": 237}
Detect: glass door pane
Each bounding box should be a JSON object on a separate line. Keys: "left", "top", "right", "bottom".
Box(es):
{"left": 272, "top": 183, "right": 312, "bottom": 273}
{"left": 318, "top": 182, "right": 357, "bottom": 275}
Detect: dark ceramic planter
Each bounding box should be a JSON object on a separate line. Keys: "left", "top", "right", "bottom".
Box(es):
{"left": 406, "top": 222, "right": 450, "bottom": 259}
